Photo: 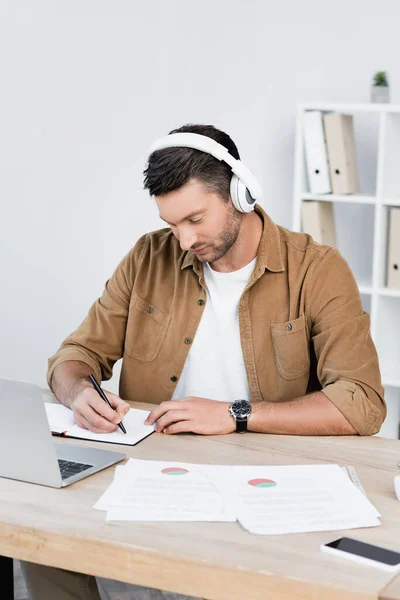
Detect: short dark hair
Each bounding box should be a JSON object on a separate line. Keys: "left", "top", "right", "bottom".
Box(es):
{"left": 143, "top": 124, "right": 240, "bottom": 201}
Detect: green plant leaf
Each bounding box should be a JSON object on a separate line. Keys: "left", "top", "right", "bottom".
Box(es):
{"left": 373, "top": 71, "right": 389, "bottom": 87}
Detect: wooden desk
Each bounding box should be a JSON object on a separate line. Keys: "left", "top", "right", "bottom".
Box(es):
{"left": 1, "top": 400, "right": 400, "bottom": 600}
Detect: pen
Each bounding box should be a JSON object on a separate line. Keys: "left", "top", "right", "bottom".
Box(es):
{"left": 87, "top": 374, "right": 127, "bottom": 434}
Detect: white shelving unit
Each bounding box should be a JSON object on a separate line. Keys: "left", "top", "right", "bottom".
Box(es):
{"left": 293, "top": 102, "right": 400, "bottom": 439}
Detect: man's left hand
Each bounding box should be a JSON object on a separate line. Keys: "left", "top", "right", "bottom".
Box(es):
{"left": 144, "top": 397, "right": 235, "bottom": 435}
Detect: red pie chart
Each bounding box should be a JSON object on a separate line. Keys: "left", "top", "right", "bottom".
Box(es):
{"left": 161, "top": 467, "right": 189, "bottom": 475}
{"left": 248, "top": 478, "right": 277, "bottom": 488}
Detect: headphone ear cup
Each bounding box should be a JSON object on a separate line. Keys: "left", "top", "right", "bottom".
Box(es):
{"left": 230, "top": 175, "right": 241, "bottom": 212}
{"left": 230, "top": 175, "right": 255, "bottom": 213}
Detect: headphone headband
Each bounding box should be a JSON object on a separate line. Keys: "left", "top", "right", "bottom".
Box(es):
{"left": 149, "top": 132, "right": 262, "bottom": 200}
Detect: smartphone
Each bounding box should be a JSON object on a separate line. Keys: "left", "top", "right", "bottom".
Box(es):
{"left": 321, "top": 537, "right": 400, "bottom": 572}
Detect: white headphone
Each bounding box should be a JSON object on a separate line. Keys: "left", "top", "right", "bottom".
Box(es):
{"left": 148, "top": 132, "right": 262, "bottom": 213}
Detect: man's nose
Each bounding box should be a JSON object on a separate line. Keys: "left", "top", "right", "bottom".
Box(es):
{"left": 178, "top": 229, "right": 198, "bottom": 252}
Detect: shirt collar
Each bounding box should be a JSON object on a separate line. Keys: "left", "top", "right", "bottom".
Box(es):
{"left": 181, "top": 204, "right": 285, "bottom": 273}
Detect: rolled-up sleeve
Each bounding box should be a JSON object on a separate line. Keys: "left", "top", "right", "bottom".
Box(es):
{"left": 47, "top": 235, "right": 146, "bottom": 389}
{"left": 307, "top": 248, "right": 386, "bottom": 435}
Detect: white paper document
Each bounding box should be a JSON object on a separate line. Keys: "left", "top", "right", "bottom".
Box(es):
{"left": 95, "top": 459, "right": 236, "bottom": 522}
{"left": 341, "top": 465, "right": 381, "bottom": 516}
{"left": 207, "top": 464, "right": 380, "bottom": 535}
{"left": 45, "top": 403, "right": 154, "bottom": 446}
{"left": 94, "top": 459, "right": 380, "bottom": 534}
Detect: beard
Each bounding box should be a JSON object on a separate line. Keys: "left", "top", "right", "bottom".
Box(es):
{"left": 194, "top": 203, "right": 242, "bottom": 263}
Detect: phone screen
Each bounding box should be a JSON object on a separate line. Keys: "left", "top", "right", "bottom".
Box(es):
{"left": 325, "top": 538, "right": 400, "bottom": 567}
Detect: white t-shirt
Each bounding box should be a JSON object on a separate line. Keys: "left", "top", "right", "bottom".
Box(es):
{"left": 171, "top": 258, "right": 256, "bottom": 403}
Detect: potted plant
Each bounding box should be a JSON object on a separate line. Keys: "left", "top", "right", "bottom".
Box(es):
{"left": 371, "top": 71, "right": 390, "bottom": 103}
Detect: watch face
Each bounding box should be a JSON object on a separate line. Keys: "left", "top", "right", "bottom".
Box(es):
{"left": 232, "top": 400, "right": 252, "bottom": 419}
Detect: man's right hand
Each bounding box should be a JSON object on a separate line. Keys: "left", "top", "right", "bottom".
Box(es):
{"left": 70, "top": 381, "right": 130, "bottom": 433}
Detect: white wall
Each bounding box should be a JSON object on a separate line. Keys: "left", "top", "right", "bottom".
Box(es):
{"left": 1, "top": 0, "right": 400, "bottom": 388}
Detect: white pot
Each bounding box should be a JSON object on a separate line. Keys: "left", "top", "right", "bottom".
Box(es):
{"left": 371, "top": 85, "right": 390, "bottom": 103}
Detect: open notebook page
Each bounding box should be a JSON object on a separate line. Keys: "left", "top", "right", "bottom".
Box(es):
{"left": 45, "top": 402, "right": 154, "bottom": 446}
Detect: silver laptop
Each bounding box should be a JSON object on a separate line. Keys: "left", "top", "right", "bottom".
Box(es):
{"left": 0, "top": 378, "right": 126, "bottom": 487}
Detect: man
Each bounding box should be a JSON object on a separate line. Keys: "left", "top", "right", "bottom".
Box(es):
{"left": 22, "top": 123, "right": 385, "bottom": 600}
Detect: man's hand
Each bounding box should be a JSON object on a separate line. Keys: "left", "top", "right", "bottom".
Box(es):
{"left": 145, "top": 397, "right": 235, "bottom": 435}
{"left": 70, "top": 381, "right": 130, "bottom": 433}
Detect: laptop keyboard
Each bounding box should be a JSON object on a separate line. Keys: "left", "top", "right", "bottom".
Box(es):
{"left": 58, "top": 459, "right": 94, "bottom": 480}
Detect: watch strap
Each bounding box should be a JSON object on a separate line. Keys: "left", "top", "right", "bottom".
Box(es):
{"left": 236, "top": 417, "right": 248, "bottom": 433}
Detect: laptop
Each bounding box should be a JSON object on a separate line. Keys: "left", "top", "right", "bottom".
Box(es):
{"left": 0, "top": 378, "right": 126, "bottom": 487}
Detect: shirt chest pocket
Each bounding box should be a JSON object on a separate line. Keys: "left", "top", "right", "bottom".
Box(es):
{"left": 271, "top": 315, "right": 310, "bottom": 380}
{"left": 124, "top": 294, "right": 170, "bottom": 362}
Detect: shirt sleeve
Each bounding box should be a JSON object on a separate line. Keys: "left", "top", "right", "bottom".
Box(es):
{"left": 47, "top": 235, "right": 147, "bottom": 389}
{"left": 306, "top": 248, "right": 386, "bottom": 435}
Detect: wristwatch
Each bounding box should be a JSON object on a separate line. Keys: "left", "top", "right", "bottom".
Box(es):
{"left": 229, "top": 399, "right": 252, "bottom": 433}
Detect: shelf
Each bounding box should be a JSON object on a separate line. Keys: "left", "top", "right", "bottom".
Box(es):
{"left": 374, "top": 296, "right": 400, "bottom": 391}
{"left": 382, "top": 379, "right": 400, "bottom": 389}
{"left": 356, "top": 287, "right": 400, "bottom": 297}
{"left": 300, "top": 103, "right": 400, "bottom": 114}
{"left": 383, "top": 198, "right": 400, "bottom": 206}
{"left": 301, "top": 193, "right": 376, "bottom": 204}
{"left": 301, "top": 194, "right": 400, "bottom": 207}
{"left": 358, "top": 285, "right": 373, "bottom": 295}
{"left": 294, "top": 103, "right": 400, "bottom": 436}
{"left": 377, "top": 287, "right": 400, "bottom": 297}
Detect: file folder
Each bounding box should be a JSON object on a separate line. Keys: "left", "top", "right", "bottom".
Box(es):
{"left": 302, "top": 201, "right": 336, "bottom": 246}
{"left": 323, "top": 113, "right": 359, "bottom": 195}
{"left": 303, "top": 111, "right": 331, "bottom": 194}
{"left": 387, "top": 207, "right": 400, "bottom": 289}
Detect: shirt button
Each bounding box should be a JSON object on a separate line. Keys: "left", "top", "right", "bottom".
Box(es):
{"left": 184, "top": 337, "right": 192, "bottom": 344}
{"left": 197, "top": 299, "right": 204, "bottom": 306}
{"left": 170, "top": 376, "right": 177, "bottom": 382}
{"left": 146, "top": 306, "right": 153, "bottom": 314}
{"left": 285, "top": 323, "right": 293, "bottom": 331}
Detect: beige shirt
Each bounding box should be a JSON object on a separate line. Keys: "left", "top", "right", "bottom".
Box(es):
{"left": 48, "top": 205, "right": 386, "bottom": 435}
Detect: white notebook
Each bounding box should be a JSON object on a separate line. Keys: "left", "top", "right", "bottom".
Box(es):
{"left": 45, "top": 402, "right": 155, "bottom": 446}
